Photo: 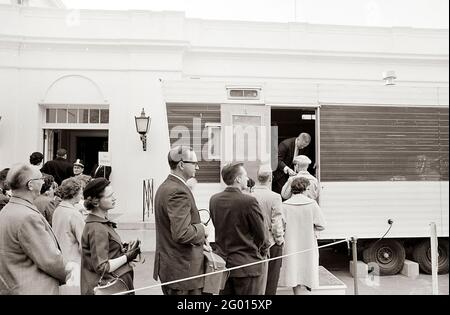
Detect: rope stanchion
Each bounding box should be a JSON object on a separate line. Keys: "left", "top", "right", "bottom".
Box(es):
{"left": 113, "top": 238, "right": 349, "bottom": 295}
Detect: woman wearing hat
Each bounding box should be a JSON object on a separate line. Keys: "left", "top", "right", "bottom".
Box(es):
{"left": 80, "top": 178, "right": 141, "bottom": 295}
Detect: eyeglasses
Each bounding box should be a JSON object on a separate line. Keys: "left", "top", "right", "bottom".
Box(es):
{"left": 181, "top": 160, "right": 199, "bottom": 166}
{"left": 27, "top": 177, "right": 44, "bottom": 186}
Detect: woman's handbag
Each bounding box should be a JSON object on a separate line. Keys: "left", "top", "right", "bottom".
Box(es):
{"left": 93, "top": 267, "right": 129, "bottom": 295}
{"left": 202, "top": 250, "right": 229, "bottom": 294}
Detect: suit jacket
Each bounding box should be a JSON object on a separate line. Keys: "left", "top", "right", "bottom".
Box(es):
{"left": 153, "top": 175, "right": 206, "bottom": 290}
{"left": 90, "top": 164, "right": 112, "bottom": 180}
{"left": 41, "top": 157, "right": 73, "bottom": 185}
{"left": 251, "top": 186, "right": 285, "bottom": 247}
{"left": 273, "top": 137, "right": 311, "bottom": 191}
{"left": 209, "top": 187, "right": 267, "bottom": 278}
{"left": 0, "top": 197, "right": 67, "bottom": 295}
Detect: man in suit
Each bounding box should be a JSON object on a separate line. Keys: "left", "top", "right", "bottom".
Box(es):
{"left": 272, "top": 132, "right": 312, "bottom": 194}
{"left": 153, "top": 146, "right": 208, "bottom": 295}
{"left": 40, "top": 148, "right": 73, "bottom": 185}
{"left": 0, "top": 163, "right": 76, "bottom": 294}
{"left": 252, "top": 165, "right": 285, "bottom": 295}
{"left": 90, "top": 164, "right": 112, "bottom": 180}
{"left": 210, "top": 162, "right": 269, "bottom": 295}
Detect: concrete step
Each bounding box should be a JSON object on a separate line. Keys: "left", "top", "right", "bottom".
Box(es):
{"left": 278, "top": 266, "right": 347, "bottom": 295}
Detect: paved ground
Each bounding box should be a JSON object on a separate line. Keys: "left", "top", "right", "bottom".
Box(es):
{"left": 131, "top": 249, "right": 449, "bottom": 295}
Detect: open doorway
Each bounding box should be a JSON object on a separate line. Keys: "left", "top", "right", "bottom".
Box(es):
{"left": 44, "top": 129, "right": 108, "bottom": 176}
{"left": 271, "top": 108, "right": 317, "bottom": 176}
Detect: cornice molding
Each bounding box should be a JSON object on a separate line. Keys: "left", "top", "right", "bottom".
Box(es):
{"left": 0, "top": 35, "right": 446, "bottom": 65}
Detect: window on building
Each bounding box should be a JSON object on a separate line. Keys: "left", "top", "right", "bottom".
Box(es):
{"left": 43, "top": 106, "right": 109, "bottom": 125}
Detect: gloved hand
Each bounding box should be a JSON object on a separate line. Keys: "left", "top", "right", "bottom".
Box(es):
{"left": 125, "top": 240, "right": 141, "bottom": 262}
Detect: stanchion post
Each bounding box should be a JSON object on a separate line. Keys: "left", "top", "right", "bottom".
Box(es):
{"left": 430, "top": 222, "right": 439, "bottom": 295}
{"left": 351, "top": 236, "right": 359, "bottom": 295}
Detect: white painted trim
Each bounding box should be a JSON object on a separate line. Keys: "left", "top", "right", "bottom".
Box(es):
{"left": 267, "top": 103, "right": 320, "bottom": 108}
{"left": 41, "top": 124, "right": 109, "bottom": 130}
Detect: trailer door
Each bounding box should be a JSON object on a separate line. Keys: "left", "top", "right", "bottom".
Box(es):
{"left": 220, "top": 104, "right": 271, "bottom": 181}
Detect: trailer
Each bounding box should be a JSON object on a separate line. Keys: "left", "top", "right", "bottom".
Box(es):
{"left": 165, "top": 82, "right": 449, "bottom": 276}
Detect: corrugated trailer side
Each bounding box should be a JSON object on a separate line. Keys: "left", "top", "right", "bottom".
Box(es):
{"left": 319, "top": 104, "right": 449, "bottom": 275}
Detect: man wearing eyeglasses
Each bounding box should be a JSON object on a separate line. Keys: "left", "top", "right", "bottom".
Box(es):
{"left": 153, "top": 146, "right": 208, "bottom": 295}
{"left": 0, "top": 163, "right": 76, "bottom": 295}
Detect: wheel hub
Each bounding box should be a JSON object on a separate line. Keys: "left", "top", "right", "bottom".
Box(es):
{"left": 377, "top": 246, "right": 394, "bottom": 264}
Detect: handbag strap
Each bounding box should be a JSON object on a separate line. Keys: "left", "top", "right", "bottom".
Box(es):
{"left": 98, "top": 266, "right": 108, "bottom": 286}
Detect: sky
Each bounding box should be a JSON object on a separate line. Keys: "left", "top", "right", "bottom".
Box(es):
{"left": 62, "top": 0, "right": 449, "bottom": 29}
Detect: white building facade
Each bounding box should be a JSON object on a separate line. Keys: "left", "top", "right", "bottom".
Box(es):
{"left": 0, "top": 4, "right": 448, "bottom": 252}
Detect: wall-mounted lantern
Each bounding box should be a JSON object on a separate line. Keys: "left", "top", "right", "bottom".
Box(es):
{"left": 134, "top": 108, "right": 150, "bottom": 151}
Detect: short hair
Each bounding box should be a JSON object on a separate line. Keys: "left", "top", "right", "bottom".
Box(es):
{"left": 6, "top": 163, "right": 34, "bottom": 190}
{"left": 76, "top": 174, "right": 92, "bottom": 189}
{"left": 221, "top": 162, "right": 244, "bottom": 185}
{"left": 57, "top": 177, "right": 82, "bottom": 200}
{"left": 291, "top": 177, "right": 310, "bottom": 195}
{"left": 167, "top": 146, "right": 196, "bottom": 170}
{"left": 297, "top": 133, "right": 311, "bottom": 145}
{"left": 40, "top": 173, "right": 55, "bottom": 194}
{"left": 293, "top": 155, "right": 312, "bottom": 166}
{"left": 29, "top": 152, "right": 44, "bottom": 165}
{"left": 56, "top": 148, "right": 67, "bottom": 157}
{"left": 257, "top": 165, "right": 272, "bottom": 184}
{"left": 0, "top": 168, "right": 10, "bottom": 191}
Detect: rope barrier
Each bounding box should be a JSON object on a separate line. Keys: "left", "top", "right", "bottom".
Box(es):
{"left": 113, "top": 238, "right": 349, "bottom": 295}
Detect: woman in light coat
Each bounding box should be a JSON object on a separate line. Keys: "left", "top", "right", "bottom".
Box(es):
{"left": 278, "top": 177, "right": 326, "bottom": 294}
{"left": 52, "top": 177, "right": 85, "bottom": 294}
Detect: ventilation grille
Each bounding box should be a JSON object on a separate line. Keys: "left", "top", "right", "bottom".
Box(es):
{"left": 227, "top": 88, "right": 260, "bottom": 100}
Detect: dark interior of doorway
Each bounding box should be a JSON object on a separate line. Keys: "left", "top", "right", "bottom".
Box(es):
{"left": 271, "top": 108, "right": 316, "bottom": 176}
{"left": 52, "top": 130, "right": 108, "bottom": 176}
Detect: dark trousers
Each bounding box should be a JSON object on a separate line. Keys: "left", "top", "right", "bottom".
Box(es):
{"left": 162, "top": 286, "right": 203, "bottom": 295}
{"left": 265, "top": 244, "right": 283, "bottom": 295}
{"left": 220, "top": 275, "right": 265, "bottom": 295}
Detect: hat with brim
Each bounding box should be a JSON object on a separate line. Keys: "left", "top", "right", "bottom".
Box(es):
{"left": 73, "top": 159, "right": 84, "bottom": 168}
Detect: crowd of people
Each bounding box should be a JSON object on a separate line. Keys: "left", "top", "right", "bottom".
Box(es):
{"left": 0, "top": 131, "right": 325, "bottom": 295}
{"left": 0, "top": 149, "right": 138, "bottom": 295}
{"left": 153, "top": 133, "right": 325, "bottom": 296}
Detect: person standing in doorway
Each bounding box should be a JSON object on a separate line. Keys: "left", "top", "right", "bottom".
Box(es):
{"left": 41, "top": 148, "right": 74, "bottom": 185}
{"left": 153, "top": 146, "right": 208, "bottom": 295}
{"left": 272, "top": 132, "right": 312, "bottom": 194}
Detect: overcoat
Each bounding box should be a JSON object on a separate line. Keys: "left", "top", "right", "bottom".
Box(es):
{"left": 0, "top": 197, "right": 66, "bottom": 295}
{"left": 80, "top": 214, "right": 133, "bottom": 295}
{"left": 278, "top": 194, "right": 326, "bottom": 289}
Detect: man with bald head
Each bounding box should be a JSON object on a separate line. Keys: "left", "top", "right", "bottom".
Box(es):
{"left": 0, "top": 163, "right": 75, "bottom": 295}
{"left": 273, "top": 132, "right": 312, "bottom": 194}
{"left": 153, "top": 146, "right": 208, "bottom": 295}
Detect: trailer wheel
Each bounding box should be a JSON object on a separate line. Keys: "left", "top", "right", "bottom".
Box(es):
{"left": 412, "top": 239, "right": 449, "bottom": 274}
{"left": 362, "top": 240, "right": 405, "bottom": 275}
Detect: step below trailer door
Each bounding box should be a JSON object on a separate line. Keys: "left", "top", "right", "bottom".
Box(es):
{"left": 220, "top": 104, "right": 271, "bottom": 181}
